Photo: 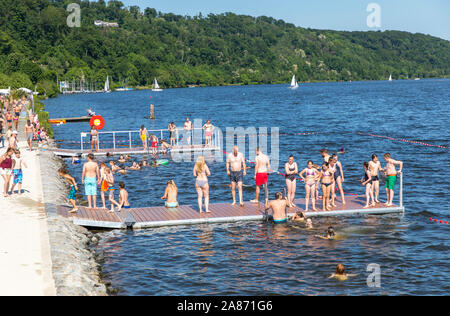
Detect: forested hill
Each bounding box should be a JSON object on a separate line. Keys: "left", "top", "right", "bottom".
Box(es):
{"left": 1, "top": 0, "right": 449, "bottom": 96}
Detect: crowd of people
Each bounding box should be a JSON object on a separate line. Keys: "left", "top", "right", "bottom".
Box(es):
{"left": 60, "top": 141, "right": 403, "bottom": 226}
{"left": 0, "top": 95, "right": 48, "bottom": 197}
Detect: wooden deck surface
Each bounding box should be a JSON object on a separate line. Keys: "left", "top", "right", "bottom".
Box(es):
{"left": 56, "top": 195, "right": 403, "bottom": 229}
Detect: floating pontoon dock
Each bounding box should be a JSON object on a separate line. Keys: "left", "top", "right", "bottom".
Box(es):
{"left": 56, "top": 194, "right": 405, "bottom": 230}
{"left": 51, "top": 128, "right": 221, "bottom": 157}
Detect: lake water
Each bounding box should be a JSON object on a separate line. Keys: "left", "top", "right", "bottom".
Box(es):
{"left": 44, "top": 79, "right": 450, "bottom": 295}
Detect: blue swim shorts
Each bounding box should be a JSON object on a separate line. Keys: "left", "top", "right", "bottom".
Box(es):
{"left": 84, "top": 177, "right": 97, "bottom": 196}
{"left": 13, "top": 169, "right": 23, "bottom": 184}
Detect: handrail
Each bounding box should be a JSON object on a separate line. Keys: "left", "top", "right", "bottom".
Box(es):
{"left": 80, "top": 127, "right": 219, "bottom": 151}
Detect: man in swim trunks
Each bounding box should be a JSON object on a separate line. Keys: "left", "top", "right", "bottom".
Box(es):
{"left": 82, "top": 153, "right": 100, "bottom": 209}
{"left": 226, "top": 145, "right": 247, "bottom": 206}
{"left": 265, "top": 192, "right": 288, "bottom": 224}
{"left": 24, "top": 120, "right": 35, "bottom": 151}
{"left": 184, "top": 118, "right": 192, "bottom": 145}
{"left": 251, "top": 147, "right": 271, "bottom": 204}
{"left": 383, "top": 153, "right": 403, "bottom": 206}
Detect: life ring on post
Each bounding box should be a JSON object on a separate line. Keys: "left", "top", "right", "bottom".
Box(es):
{"left": 90, "top": 115, "right": 105, "bottom": 130}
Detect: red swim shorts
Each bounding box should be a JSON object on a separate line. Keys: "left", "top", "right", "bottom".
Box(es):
{"left": 152, "top": 141, "right": 158, "bottom": 148}
{"left": 256, "top": 173, "right": 268, "bottom": 186}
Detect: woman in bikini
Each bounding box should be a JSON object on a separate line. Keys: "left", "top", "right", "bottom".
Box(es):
{"left": 284, "top": 155, "right": 298, "bottom": 208}
{"left": 361, "top": 162, "right": 376, "bottom": 208}
{"left": 329, "top": 154, "right": 346, "bottom": 206}
{"left": 319, "top": 163, "right": 334, "bottom": 211}
{"left": 90, "top": 126, "right": 99, "bottom": 152}
{"left": 299, "top": 160, "right": 319, "bottom": 212}
{"left": 193, "top": 156, "right": 211, "bottom": 213}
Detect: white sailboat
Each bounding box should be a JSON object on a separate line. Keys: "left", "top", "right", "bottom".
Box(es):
{"left": 152, "top": 78, "right": 163, "bottom": 92}
{"left": 104, "top": 76, "right": 110, "bottom": 93}
{"left": 290, "top": 75, "right": 299, "bottom": 89}
{"left": 388, "top": 74, "right": 393, "bottom": 82}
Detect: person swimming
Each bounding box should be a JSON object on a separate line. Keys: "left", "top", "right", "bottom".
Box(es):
{"left": 328, "top": 264, "right": 356, "bottom": 281}
{"left": 128, "top": 161, "right": 141, "bottom": 171}
{"left": 291, "top": 211, "right": 314, "bottom": 228}
{"left": 315, "top": 226, "right": 336, "bottom": 240}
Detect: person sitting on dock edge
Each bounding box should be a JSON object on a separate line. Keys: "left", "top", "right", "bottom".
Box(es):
{"left": 161, "top": 180, "right": 178, "bottom": 208}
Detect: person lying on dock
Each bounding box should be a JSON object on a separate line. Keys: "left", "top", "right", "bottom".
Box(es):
{"left": 58, "top": 168, "right": 78, "bottom": 213}
{"left": 127, "top": 162, "right": 141, "bottom": 171}
{"left": 265, "top": 192, "right": 288, "bottom": 224}
{"left": 160, "top": 139, "right": 171, "bottom": 154}
{"left": 86, "top": 108, "right": 96, "bottom": 117}
{"left": 161, "top": 180, "right": 178, "bottom": 208}
{"left": 328, "top": 264, "right": 356, "bottom": 281}
{"left": 118, "top": 182, "right": 130, "bottom": 210}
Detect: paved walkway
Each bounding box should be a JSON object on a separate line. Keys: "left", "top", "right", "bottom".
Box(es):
{"left": 0, "top": 118, "right": 56, "bottom": 295}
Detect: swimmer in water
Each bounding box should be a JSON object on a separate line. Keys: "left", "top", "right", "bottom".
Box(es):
{"left": 315, "top": 226, "right": 337, "bottom": 240}
{"left": 338, "top": 147, "right": 345, "bottom": 154}
{"left": 72, "top": 155, "right": 81, "bottom": 164}
{"left": 329, "top": 264, "right": 356, "bottom": 281}
{"left": 140, "top": 159, "right": 148, "bottom": 167}
{"left": 117, "top": 155, "right": 126, "bottom": 163}
{"left": 128, "top": 161, "right": 141, "bottom": 171}
{"left": 109, "top": 161, "right": 120, "bottom": 173}
{"left": 265, "top": 192, "right": 288, "bottom": 224}
{"left": 161, "top": 180, "right": 178, "bottom": 208}
{"left": 299, "top": 160, "right": 319, "bottom": 212}
{"left": 291, "top": 212, "right": 314, "bottom": 228}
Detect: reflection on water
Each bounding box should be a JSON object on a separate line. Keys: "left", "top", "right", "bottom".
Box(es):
{"left": 44, "top": 80, "right": 450, "bottom": 295}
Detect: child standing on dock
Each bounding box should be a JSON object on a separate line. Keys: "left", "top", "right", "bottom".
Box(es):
{"left": 10, "top": 150, "right": 27, "bottom": 195}
{"left": 58, "top": 168, "right": 78, "bottom": 213}
{"left": 103, "top": 167, "right": 120, "bottom": 213}
{"left": 361, "top": 162, "right": 375, "bottom": 208}
{"left": 139, "top": 125, "right": 148, "bottom": 149}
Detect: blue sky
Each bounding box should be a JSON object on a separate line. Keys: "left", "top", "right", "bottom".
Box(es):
{"left": 117, "top": 0, "right": 450, "bottom": 40}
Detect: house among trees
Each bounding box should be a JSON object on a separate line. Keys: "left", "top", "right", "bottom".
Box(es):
{"left": 94, "top": 20, "right": 119, "bottom": 28}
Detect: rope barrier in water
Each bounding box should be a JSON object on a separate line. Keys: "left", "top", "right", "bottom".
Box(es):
{"left": 358, "top": 132, "right": 448, "bottom": 149}
{"left": 429, "top": 217, "right": 449, "bottom": 225}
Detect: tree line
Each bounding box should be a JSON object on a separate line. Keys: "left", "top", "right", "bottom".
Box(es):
{"left": 0, "top": 0, "right": 449, "bottom": 97}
